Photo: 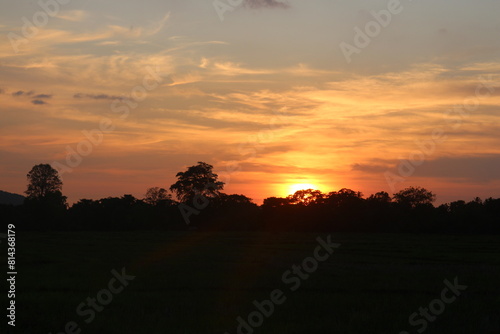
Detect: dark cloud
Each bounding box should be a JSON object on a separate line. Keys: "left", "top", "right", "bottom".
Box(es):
{"left": 354, "top": 155, "right": 500, "bottom": 183}
{"left": 244, "top": 0, "right": 290, "bottom": 9}
{"left": 11, "top": 91, "right": 52, "bottom": 102}
{"left": 32, "top": 100, "right": 47, "bottom": 105}
{"left": 12, "top": 90, "right": 34, "bottom": 97}
{"left": 33, "top": 94, "right": 52, "bottom": 99}
{"left": 412, "top": 155, "right": 500, "bottom": 182}
{"left": 74, "top": 93, "right": 125, "bottom": 100}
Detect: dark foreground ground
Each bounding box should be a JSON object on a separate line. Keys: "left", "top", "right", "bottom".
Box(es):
{"left": 3, "top": 231, "right": 500, "bottom": 333}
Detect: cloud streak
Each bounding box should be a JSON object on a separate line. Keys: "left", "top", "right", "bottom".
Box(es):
{"left": 244, "top": 0, "right": 290, "bottom": 9}
{"left": 33, "top": 94, "right": 52, "bottom": 99}
{"left": 74, "top": 93, "right": 126, "bottom": 101}
{"left": 57, "top": 10, "right": 88, "bottom": 22}
{"left": 31, "top": 100, "right": 47, "bottom": 105}
{"left": 10, "top": 91, "right": 52, "bottom": 100}
{"left": 12, "top": 90, "right": 34, "bottom": 97}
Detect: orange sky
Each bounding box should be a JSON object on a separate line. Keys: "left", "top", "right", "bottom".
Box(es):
{"left": 1, "top": 0, "right": 500, "bottom": 204}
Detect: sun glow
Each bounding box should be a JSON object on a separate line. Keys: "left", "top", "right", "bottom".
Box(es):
{"left": 287, "top": 183, "right": 320, "bottom": 195}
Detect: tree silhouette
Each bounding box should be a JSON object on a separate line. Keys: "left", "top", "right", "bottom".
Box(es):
{"left": 214, "top": 194, "right": 255, "bottom": 206}
{"left": 393, "top": 186, "right": 436, "bottom": 208}
{"left": 170, "top": 162, "right": 224, "bottom": 203}
{"left": 8, "top": 161, "right": 499, "bottom": 233}
{"left": 25, "top": 164, "right": 63, "bottom": 200}
{"left": 367, "top": 191, "right": 391, "bottom": 203}
{"left": 24, "top": 164, "right": 67, "bottom": 222}
{"left": 262, "top": 196, "right": 291, "bottom": 208}
{"left": 325, "top": 188, "right": 363, "bottom": 208}
{"left": 287, "top": 189, "right": 324, "bottom": 206}
{"left": 144, "top": 187, "right": 172, "bottom": 206}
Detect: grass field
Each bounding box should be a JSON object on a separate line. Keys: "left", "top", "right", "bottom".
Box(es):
{"left": 6, "top": 231, "right": 500, "bottom": 333}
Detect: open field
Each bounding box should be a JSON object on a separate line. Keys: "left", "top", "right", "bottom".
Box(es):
{"left": 6, "top": 231, "right": 500, "bottom": 333}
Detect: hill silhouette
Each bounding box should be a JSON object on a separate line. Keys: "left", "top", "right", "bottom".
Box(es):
{"left": 0, "top": 190, "right": 25, "bottom": 206}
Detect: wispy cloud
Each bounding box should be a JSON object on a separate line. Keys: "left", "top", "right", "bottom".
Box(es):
{"left": 12, "top": 90, "right": 34, "bottom": 97}
{"left": 244, "top": 0, "right": 290, "bottom": 9}
{"left": 107, "top": 12, "right": 170, "bottom": 39}
{"left": 147, "top": 12, "right": 171, "bottom": 36}
{"left": 74, "top": 93, "right": 125, "bottom": 100}
{"left": 34, "top": 94, "right": 52, "bottom": 99}
{"left": 212, "top": 61, "right": 275, "bottom": 76}
{"left": 10, "top": 91, "right": 54, "bottom": 99}
{"left": 57, "top": 10, "right": 88, "bottom": 22}
{"left": 31, "top": 99, "right": 47, "bottom": 105}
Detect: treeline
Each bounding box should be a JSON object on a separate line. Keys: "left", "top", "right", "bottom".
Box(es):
{"left": 260, "top": 190, "right": 500, "bottom": 234}
{"left": 2, "top": 187, "right": 500, "bottom": 233}
{"left": 1, "top": 162, "right": 499, "bottom": 233}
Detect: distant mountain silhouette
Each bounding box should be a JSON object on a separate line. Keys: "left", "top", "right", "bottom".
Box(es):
{"left": 0, "top": 190, "right": 25, "bottom": 206}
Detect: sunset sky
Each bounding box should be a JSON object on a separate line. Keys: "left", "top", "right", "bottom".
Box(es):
{"left": 1, "top": 0, "right": 499, "bottom": 204}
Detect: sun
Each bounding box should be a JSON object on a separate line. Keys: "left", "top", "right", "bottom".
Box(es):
{"left": 287, "top": 183, "right": 319, "bottom": 195}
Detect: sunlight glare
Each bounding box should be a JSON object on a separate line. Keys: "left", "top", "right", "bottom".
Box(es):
{"left": 288, "top": 183, "right": 319, "bottom": 195}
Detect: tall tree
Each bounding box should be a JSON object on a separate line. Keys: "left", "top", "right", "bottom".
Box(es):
{"left": 25, "top": 164, "right": 67, "bottom": 219}
{"left": 25, "top": 164, "right": 63, "bottom": 200}
{"left": 170, "top": 162, "right": 224, "bottom": 203}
